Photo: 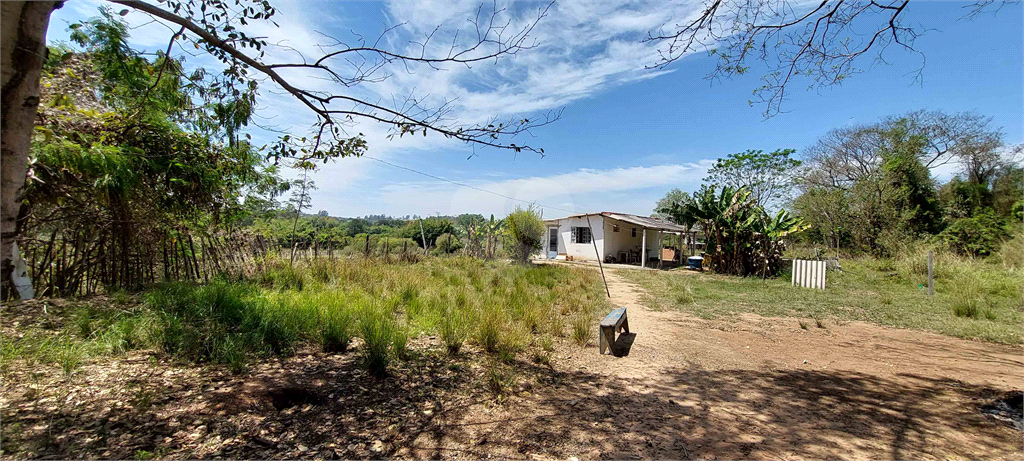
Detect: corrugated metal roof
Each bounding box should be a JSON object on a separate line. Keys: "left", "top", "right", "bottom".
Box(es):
{"left": 544, "top": 211, "right": 696, "bottom": 233}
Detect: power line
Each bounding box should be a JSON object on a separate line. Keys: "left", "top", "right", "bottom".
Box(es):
{"left": 362, "top": 155, "right": 580, "bottom": 215}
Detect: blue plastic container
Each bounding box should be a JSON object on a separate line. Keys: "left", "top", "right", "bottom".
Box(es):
{"left": 687, "top": 256, "right": 704, "bottom": 270}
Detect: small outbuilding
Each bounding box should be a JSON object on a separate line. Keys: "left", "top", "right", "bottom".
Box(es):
{"left": 541, "top": 212, "right": 702, "bottom": 267}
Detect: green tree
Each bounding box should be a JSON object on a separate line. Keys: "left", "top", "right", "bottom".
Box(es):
{"left": 1, "top": 0, "right": 556, "bottom": 298}
{"left": 503, "top": 206, "right": 544, "bottom": 264}
{"left": 704, "top": 149, "right": 800, "bottom": 209}
{"left": 878, "top": 119, "right": 943, "bottom": 236}
{"left": 682, "top": 185, "right": 805, "bottom": 277}
{"left": 792, "top": 187, "right": 850, "bottom": 257}
{"left": 21, "top": 40, "right": 284, "bottom": 294}
{"left": 653, "top": 189, "right": 693, "bottom": 225}
{"left": 346, "top": 218, "right": 368, "bottom": 237}
{"left": 454, "top": 213, "right": 486, "bottom": 256}
{"left": 401, "top": 217, "right": 453, "bottom": 249}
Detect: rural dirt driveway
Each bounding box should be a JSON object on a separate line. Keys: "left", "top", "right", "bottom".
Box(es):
{"left": 438, "top": 268, "right": 1024, "bottom": 460}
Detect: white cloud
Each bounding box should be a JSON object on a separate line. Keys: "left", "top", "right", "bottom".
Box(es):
{"left": 51, "top": 0, "right": 716, "bottom": 216}
{"left": 364, "top": 161, "right": 713, "bottom": 217}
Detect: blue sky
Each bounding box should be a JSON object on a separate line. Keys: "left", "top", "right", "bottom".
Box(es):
{"left": 47, "top": 1, "right": 1023, "bottom": 218}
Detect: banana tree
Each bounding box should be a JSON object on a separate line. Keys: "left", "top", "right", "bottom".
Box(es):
{"left": 748, "top": 209, "right": 808, "bottom": 278}
{"left": 683, "top": 184, "right": 804, "bottom": 276}
{"left": 483, "top": 215, "right": 505, "bottom": 259}
{"left": 683, "top": 185, "right": 755, "bottom": 274}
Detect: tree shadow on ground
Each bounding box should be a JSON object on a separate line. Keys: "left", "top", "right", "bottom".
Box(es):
{"left": 446, "top": 364, "right": 1022, "bottom": 460}
{"left": 1, "top": 346, "right": 499, "bottom": 459}
{"left": 4, "top": 349, "right": 1020, "bottom": 460}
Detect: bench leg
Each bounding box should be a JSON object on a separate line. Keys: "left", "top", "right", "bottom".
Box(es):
{"left": 599, "top": 326, "right": 612, "bottom": 355}
{"left": 620, "top": 316, "right": 629, "bottom": 334}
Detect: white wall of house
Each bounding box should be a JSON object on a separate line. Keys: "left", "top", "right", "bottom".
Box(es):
{"left": 546, "top": 215, "right": 604, "bottom": 260}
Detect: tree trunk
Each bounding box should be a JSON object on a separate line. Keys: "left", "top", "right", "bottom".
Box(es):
{"left": 1, "top": 1, "right": 60, "bottom": 299}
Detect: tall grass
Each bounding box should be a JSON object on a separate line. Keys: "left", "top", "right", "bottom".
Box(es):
{"left": 359, "top": 305, "right": 397, "bottom": 376}
{"left": 621, "top": 245, "right": 1024, "bottom": 344}
{"left": 4, "top": 256, "right": 609, "bottom": 375}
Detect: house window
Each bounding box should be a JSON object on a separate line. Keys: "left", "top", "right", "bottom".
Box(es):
{"left": 631, "top": 228, "right": 637, "bottom": 237}
{"left": 612, "top": 225, "right": 619, "bottom": 232}
{"left": 571, "top": 227, "right": 592, "bottom": 244}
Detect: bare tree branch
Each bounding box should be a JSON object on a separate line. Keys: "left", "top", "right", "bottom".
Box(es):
{"left": 110, "top": 0, "right": 558, "bottom": 158}
{"left": 644, "top": 0, "right": 1009, "bottom": 118}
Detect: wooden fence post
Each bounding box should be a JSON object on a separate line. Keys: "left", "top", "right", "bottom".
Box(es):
{"left": 927, "top": 250, "right": 934, "bottom": 296}
{"left": 419, "top": 219, "right": 428, "bottom": 255}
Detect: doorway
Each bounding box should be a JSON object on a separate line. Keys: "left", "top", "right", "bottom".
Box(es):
{"left": 548, "top": 227, "right": 558, "bottom": 259}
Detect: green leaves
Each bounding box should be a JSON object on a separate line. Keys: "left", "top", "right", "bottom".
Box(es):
{"left": 680, "top": 184, "right": 805, "bottom": 277}
{"left": 704, "top": 148, "right": 801, "bottom": 208}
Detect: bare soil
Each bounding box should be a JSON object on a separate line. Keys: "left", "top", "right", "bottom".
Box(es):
{"left": 3, "top": 271, "right": 1022, "bottom": 459}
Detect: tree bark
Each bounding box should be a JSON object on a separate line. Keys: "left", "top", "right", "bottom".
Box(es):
{"left": 1, "top": 1, "right": 60, "bottom": 299}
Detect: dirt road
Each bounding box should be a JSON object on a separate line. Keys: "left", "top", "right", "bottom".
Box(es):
{"left": 440, "top": 269, "right": 1024, "bottom": 460}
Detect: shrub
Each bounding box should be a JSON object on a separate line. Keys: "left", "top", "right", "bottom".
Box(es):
{"left": 504, "top": 205, "right": 545, "bottom": 263}
{"left": 434, "top": 233, "right": 463, "bottom": 254}
{"left": 935, "top": 211, "right": 1009, "bottom": 257}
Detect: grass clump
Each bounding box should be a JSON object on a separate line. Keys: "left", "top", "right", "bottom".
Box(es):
{"left": 570, "top": 313, "right": 592, "bottom": 347}
{"left": 950, "top": 273, "right": 997, "bottom": 320}
{"left": 319, "top": 301, "right": 355, "bottom": 353}
{"left": 359, "top": 305, "right": 397, "bottom": 376}
{"left": 484, "top": 362, "right": 516, "bottom": 396}
{"left": 475, "top": 310, "right": 504, "bottom": 353}
{"left": 392, "top": 324, "right": 410, "bottom": 361}
{"left": 439, "top": 306, "right": 469, "bottom": 355}
{"left": 539, "top": 335, "right": 554, "bottom": 352}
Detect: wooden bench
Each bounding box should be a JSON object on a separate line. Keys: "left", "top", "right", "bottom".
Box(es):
{"left": 599, "top": 307, "right": 629, "bottom": 355}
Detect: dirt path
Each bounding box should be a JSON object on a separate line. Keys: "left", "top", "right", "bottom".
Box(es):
{"left": 443, "top": 269, "right": 1024, "bottom": 460}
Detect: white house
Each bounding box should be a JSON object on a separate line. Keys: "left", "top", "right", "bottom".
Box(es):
{"left": 541, "top": 212, "right": 698, "bottom": 267}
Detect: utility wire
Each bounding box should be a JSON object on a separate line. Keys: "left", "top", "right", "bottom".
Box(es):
{"left": 362, "top": 155, "right": 580, "bottom": 215}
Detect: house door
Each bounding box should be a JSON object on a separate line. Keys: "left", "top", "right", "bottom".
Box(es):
{"left": 547, "top": 227, "right": 558, "bottom": 259}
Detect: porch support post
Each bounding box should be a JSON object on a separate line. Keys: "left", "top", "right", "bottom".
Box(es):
{"left": 658, "top": 230, "right": 663, "bottom": 268}
{"left": 641, "top": 227, "right": 647, "bottom": 268}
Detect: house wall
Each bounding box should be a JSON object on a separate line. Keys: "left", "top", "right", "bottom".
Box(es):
{"left": 548, "top": 215, "right": 604, "bottom": 260}
{"left": 544, "top": 215, "right": 676, "bottom": 263}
